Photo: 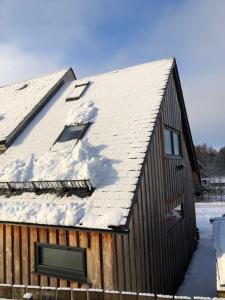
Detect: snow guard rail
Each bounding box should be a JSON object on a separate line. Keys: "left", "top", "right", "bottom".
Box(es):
{"left": 0, "top": 180, "right": 94, "bottom": 197}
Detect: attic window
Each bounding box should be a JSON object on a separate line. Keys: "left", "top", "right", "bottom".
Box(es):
{"left": 66, "top": 82, "right": 90, "bottom": 102}
{"left": 16, "top": 83, "right": 28, "bottom": 90}
{"left": 164, "top": 127, "right": 182, "bottom": 157}
{"left": 55, "top": 123, "right": 90, "bottom": 143}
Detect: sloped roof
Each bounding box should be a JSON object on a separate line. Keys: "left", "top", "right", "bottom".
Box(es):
{"left": 0, "top": 68, "right": 70, "bottom": 146}
{"left": 0, "top": 58, "right": 174, "bottom": 230}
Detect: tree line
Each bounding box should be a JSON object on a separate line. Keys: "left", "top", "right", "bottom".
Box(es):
{"left": 195, "top": 144, "right": 225, "bottom": 177}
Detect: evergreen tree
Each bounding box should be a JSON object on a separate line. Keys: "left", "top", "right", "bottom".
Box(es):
{"left": 215, "top": 147, "right": 225, "bottom": 176}
{"left": 195, "top": 144, "right": 217, "bottom": 176}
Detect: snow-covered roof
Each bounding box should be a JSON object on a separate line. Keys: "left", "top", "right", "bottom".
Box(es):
{"left": 0, "top": 68, "right": 70, "bottom": 145}
{"left": 0, "top": 58, "right": 174, "bottom": 230}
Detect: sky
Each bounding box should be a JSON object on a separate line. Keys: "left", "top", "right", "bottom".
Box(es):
{"left": 0, "top": 0, "right": 224, "bottom": 148}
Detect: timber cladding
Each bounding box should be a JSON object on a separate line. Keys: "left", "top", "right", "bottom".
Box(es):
{"left": 0, "top": 225, "right": 114, "bottom": 290}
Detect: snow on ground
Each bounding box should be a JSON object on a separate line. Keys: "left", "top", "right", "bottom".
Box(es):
{"left": 176, "top": 202, "right": 225, "bottom": 297}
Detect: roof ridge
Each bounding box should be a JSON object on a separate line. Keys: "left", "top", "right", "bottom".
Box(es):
{"left": 0, "top": 67, "right": 71, "bottom": 89}
{"left": 76, "top": 57, "right": 174, "bottom": 82}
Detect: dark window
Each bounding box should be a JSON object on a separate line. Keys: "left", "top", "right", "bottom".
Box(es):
{"left": 56, "top": 123, "right": 90, "bottom": 143}
{"left": 164, "top": 127, "right": 182, "bottom": 156}
{"left": 165, "top": 203, "right": 184, "bottom": 229}
{"left": 36, "top": 243, "right": 87, "bottom": 282}
{"left": 66, "top": 81, "right": 90, "bottom": 101}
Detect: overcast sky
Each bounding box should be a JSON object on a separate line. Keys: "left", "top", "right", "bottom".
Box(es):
{"left": 0, "top": 0, "right": 224, "bottom": 148}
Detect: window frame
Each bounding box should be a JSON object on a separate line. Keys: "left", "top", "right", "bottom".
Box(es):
{"left": 54, "top": 123, "right": 90, "bottom": 145}
{"left": 163, "top": 126, "right": 182, "bottom": 158}
{"left": 35, "top": 243, "right": 87, "bottom": 282}
{"left": 66, "top": 81, "right": 90, "bottom": 102}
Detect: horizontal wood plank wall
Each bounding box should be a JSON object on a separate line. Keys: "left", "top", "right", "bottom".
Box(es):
{"left": 0, "top": 226, "right": 114, "bottom": 290}
{"left": 112, "top": 71, "right": 197, "bottom": 294}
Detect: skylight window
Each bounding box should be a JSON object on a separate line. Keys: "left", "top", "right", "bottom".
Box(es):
{"left": 55, "top": 123, "right": 90, "bottom": 143}
{"left": 66, "top": 81, "right": 90, "bottom": 102}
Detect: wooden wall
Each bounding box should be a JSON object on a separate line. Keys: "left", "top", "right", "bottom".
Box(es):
{"left": 111, "top": 70, "right": 197, "bottom": 295}
{"left": 0, "top": 225, "right": 114, "bottom": 290}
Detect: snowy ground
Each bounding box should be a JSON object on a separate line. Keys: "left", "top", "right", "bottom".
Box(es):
{"left": 176, "top": 202, "right": 225, "bottom": 297}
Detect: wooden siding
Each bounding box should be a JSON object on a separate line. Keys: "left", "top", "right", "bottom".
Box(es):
{"left": 0, "top": 226, "right": 114, "bottom": 290}
{"left": 111, "top": 71, "right": 197, "bottom": 294}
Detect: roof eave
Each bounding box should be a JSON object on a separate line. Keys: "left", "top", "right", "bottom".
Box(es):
{"left": 0, "top": 220, "right": 129, "bottom": 235}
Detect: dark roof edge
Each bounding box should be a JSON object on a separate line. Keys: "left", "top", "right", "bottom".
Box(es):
{"left": 68, "top": 67, "right": 77, "bottom": 80}
{"left": 0, "top": 220, "right": 129, "bottom": 234}
{"left": 172, "top": 59, "right": 201, "bottom": 181}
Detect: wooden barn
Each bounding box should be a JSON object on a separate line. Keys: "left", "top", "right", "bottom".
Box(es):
{"left": 0, "top": 58, "right": 200, "bottom": 295}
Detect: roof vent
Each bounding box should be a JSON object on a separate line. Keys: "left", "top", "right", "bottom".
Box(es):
{"left": 16, "top": 83, "right": 28, "bottom": 91}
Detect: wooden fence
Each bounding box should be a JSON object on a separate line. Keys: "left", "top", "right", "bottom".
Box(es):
{"left": 0, "top": 284, "right": 223, "bottom": 300}
{"left": 201, "top": 179, "right": 225, "bottom": 201}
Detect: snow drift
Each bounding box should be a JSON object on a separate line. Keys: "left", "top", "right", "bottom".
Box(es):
{"left": 0, "top": 99, "right": 109, "bottom": 187}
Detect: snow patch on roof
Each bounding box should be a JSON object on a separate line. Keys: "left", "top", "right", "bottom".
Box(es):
{"left": 33, "top": 140, "right": 110, "bottom": 186}
{"left": 0, "top": 99, "right": 106, "bottom": 187}
{"left": 0, "top": 153, "right": 35, "bottom": 181}
{"left": 81, "top": 205, "right": 124, "bottom": 228}
{"left": 0, "top": 140, "right": 110, "bottom": 187}
{"left": 66, "top": 100, "right": 97, "bottom": 125}
{"left": 0, "top": 197, "right": 88, "bottom": 226}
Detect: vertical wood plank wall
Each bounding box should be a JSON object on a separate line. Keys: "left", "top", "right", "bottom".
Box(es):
{"left": 111, "top": 71, "right": 197, "bottom": 294}
{"left": 0, "top": 226, "right": 114, "bottom": 290}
